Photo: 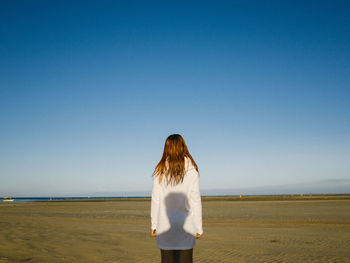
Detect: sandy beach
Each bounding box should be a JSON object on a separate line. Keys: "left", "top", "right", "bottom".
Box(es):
{"left": 1, "top": 198, "right": 350, "bottom": 262}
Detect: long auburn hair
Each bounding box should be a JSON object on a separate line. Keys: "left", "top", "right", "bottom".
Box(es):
{"left": 153, "top": 134, "right": 198, "bottom": 185}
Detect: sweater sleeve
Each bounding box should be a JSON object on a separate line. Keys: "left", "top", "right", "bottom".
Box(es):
{"left": 151, "top": 176, "right": 160, "bottom": 230}
{"left": 190, "top": 170, "right": 203, "bottom": 235}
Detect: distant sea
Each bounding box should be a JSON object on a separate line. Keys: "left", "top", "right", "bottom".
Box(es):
{"left": 2, "top": 197, "right": 151, "bottom": 202}
{"left": 2, "top": 194, "right": 350, "bottom": 202}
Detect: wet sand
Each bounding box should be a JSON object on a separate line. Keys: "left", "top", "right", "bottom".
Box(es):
{"left": 1, "top": 198, "right": 350, "bottom": 262}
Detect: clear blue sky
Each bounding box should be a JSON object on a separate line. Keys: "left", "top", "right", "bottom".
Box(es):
{"left": 1, "top": 0, "right": 349, "bottom": 196}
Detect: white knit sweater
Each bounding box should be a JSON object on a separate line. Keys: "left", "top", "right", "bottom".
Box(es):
{"left": 151, "top": 157, "right": 203, "bottom": 250}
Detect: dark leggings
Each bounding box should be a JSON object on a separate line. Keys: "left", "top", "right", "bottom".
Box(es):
{"left": 161, "top": 249, "right": 193, "bottom": 263}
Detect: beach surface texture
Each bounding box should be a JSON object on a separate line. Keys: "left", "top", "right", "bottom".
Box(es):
{"left": 1, "top": 197, "right": 350, "bottom": 262}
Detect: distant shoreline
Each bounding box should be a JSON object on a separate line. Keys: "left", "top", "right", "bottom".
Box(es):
{"left": 2, "top": 193, "right": 350, "bottom": 203}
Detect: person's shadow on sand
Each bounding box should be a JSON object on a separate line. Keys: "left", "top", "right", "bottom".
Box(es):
{"left": 157, "top": 192, "right": 195, "bottom": 261}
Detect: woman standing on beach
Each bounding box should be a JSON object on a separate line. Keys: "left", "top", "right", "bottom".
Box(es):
{"left": 151, "top": 134, "right": 203, "bottom": 263}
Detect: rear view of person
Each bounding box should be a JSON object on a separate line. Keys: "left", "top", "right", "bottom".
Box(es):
{"left": 151, "top": 134, "right": 203, "bottom": 263}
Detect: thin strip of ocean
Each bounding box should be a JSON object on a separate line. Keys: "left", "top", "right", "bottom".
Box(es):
{"left": 2, "top": 197, "right": 151, "bottom": 202}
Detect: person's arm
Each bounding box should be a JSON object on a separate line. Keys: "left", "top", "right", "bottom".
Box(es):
{"left": 150, "top": 175, "right": 160, "bottom": 236}
{"left": 190, "top": 170, "right": 203, "bottom": 237}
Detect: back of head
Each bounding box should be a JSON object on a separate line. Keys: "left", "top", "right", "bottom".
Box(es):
{"left": 153, "top": 134, "right": 198, "bottom": 185}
